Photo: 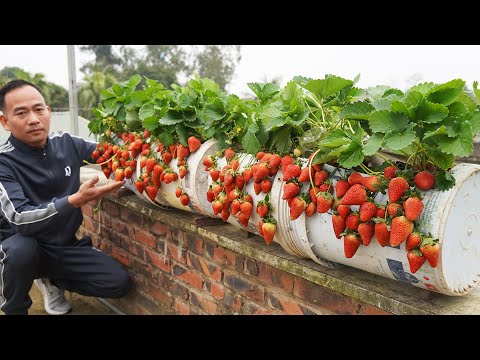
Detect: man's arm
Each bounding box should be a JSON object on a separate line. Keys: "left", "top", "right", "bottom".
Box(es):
{"left": 68, "top": 175, "right": 124, "bottom": 208}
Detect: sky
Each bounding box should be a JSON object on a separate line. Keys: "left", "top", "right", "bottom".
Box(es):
{"left": 1, "top": 45, "right": 479, "bottom": 97}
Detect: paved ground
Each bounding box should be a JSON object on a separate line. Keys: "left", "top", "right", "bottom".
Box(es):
{"left": 1, "top": 283, "right": 116, "bottom": 315}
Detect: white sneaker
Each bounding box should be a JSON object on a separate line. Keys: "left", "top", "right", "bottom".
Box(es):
{"left": 34, "top": 278, "right": 72, "bottom": 315}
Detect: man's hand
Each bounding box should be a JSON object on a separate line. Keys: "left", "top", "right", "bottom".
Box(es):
{"left": 68, "top": 175, "right": 125, "bottom": 208}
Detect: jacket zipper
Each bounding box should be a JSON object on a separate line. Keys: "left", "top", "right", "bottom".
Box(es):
{"left": 43, "top": 148, "right": 58, "bottom": 189}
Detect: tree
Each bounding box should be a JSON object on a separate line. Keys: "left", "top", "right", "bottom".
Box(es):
{"left": 0, "top": 67, "right": 69, "bottom": 111}
{"left": 79, "top": 45, "right": 123, "bottom": 75}
{"left": 78, "top": 71, "right": 118, "bottom": 119}
{"left": 193, "top": 45, "right": 241, "bottom": 90}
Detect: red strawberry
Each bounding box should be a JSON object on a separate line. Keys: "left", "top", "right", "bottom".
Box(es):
{"left": 177, "top": 144, "right": 190, "bottom": 160}
{"left": 224, "top": 148, "right": 236, "bottom": 160}
{"left": 269, "top": 154, "right": 282, "bottom": 170}
{"left": 237, "top": 212, "right": 249, "bottom": 227}
{"left": 337, "top": 204, "right": 351, "bottom": 219}
{"left": 406, "top": 232, "right": 422, "bottom": 251}
{"left": 340, "top": 184, "right": 367, "bottom": 206}
{"left": 258, "top": 220, "right": 264, "bottom": 236}
{"left": 187, "top": 136, "right": 201, "bottom": 153}
{"left": 384, "top": 166, "right": 397, "bottom": 180}
{"left": 359, "top": 201, "right": 377, "bottom": 222}
{"left": 348, "top": 172, "right": 364, "bottom": 185}
{"left": 281, "top": 155, "right": 294, "bottom": 174}
{"left": 209, "top": 168, "right": 220, "bottom": 181}
{"left": 389, "top": 216, "right": 414, "bottom": 246}
{"left": 207, "top": 188, "right": 215, "bottom": 203}
{"left": 309, "top": 187, "right": 319, "bottom": 203}
{"left": 256, "top": 151, "right": 265, "bottom": 161}
{"left": 358, "top": 222, "right": 374, "bottom": 246}
{"left": 332, "top": 214, "right": 346, "bottom": 239}
{"left": 319, "top": 182, "right": 333, "bottom": 194}
{"left": 419, "top": 238, "right": 440, "bottom": 268}
{"left": 253, "top": 181, "right": 262, "bottom": 195}
{"left": 230, "top": 159, "right": 240, "bottom": 172}
{"left": 135, "top": 179, "right": 145, "bottom": 194}
{"left": 283, "top": 182, "right": 300, "bottom": 200}
{"left": 163, "top": 172, "right": 175, "bottom": 184}
{"left": 162, "top": 151, "right": 172, "bottom": 165}
{"left": 407, "top": 248, "right": 426, "bottom": 273}
{"left": 305, "top": 202, "right": 316, "bottom": 217}
{"left": 345, "top": 212, "right": 360, "bottom": 231}
{"left": 403, "top": 197, "right": 424, "bottom": 222}
{"left": 178, "top": 165, "right": 188, "bottom": 179}
{"left": 145, "top": 185, "right": 159, "bottom": 201}
{"left": 388, "top": 177, "right": 410, "bottom": 203}
{"left": 212, "top": 200, "right": 224, "bottom": 215}
{"left": 316, "top": 192, "right": 333, "bottom": 213}
{"left": 254, "top": 162, "right": 270, "bottom": 182}
{"left": 228, "top": 188, "right": 240, "bottom": 202}
{"left": 262, "top": 222, "right": 277, "bottom": 244}
{"left": 335, "top": 179, "right": 350, "bottom": 198}
{"left": 145, "top": 158, "right": 157, "bottom": 175}
{"left": 180, "top": 194, "right": 189, "bottom": 206}
{"left": 256, "top": 202, "right": 269, "bottom": 218}
{"left": 361, "top": 175, "right": 381, "bottom": 192}
{"left": 344, "top": 233, "right": 362, "bottom": 258}
{"left": 114, "top": 168, "right": 125, "bottom": 181}
{"left": 261, "top": 179, "right": 272, "bottom": 193}
{"left": 387, "top": 203, "right": 402, "bottom": 218}
{"left": 124, "top": 166, "right": 133, "bottom": 179}
{"left": 283, "top": 164, "right": 301, "bottom": 181}
{"left": 240, "top": 202, "right": 253, "bottom": 218}
{"left": 314, "top": 170, "right": 329, "bottom": 186}
{"left": 231, "top": 199, "right": 241, "bottom": 215}
{"left": 202, "top": 155, "right": 214, "bottom": 169}
{"left": 175, "top": 187, "right": 182, "bottom": 198}
{"left": 376, "top": 205, "right": 386, "bottom": 218}
{"left": 297, "top": 167, "right": 313, "bottom": 183}
{"left": 242, "top": 168, "right": 253, "bottom": 183}
{"left": 414, "top": 171, "right": 435, "bottom": 191}
{"left": 290, "top": 197, "right": 307, "bottom": 220}
{"left": 221, "top": 208, "right": 230, "bottom": 222}
{"left": 234, "top": 174, "right": 245, "bottom": 190}
{"left": 375, "top": 222, "right": 390, "bottom": 247}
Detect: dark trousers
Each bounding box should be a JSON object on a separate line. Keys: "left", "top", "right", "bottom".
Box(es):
{"left": 0, "top": 233, "right": 132, "bottom": 315}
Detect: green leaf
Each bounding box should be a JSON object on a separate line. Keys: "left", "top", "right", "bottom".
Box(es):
{"left": 304, "top": 75, "right": 353, "bottom": 99}
{"left": 390, "top": 101, "right": 412, "bottom": 118}
{"left": 100, "top": 89, "right": 117, "bottom": 101}
{"left": 427, "top": 79, "right": 465, "bottom": 105}
{"left": 139, "top": 103, "right": 155, "bottom": 120}
{"left": 363, "top": 133, "right": 384, "bottom": 156}
{"left": 366, "top": 85, "right": 391, "bottom": 100}
{"left": 159, "top": 110, "right": 184, "bottom": 125}
{"left": 142, "top": 116, "right": 160, "bottom": 131}
{"left": 261, "top": 110, "right": 285, "bottom": 131}
{"left": 176, "top": 123, "right": 188, "bottom": 146}
{"left": 247, "top": 82, "right": 280, "bottom": 101}
{"left": 448, "top": 101, "right": 468, "bottom": 119}
{"left": 344, "top": 121, "right": 365, "bottom": 143}
{"left": 157, "top": 131, "right": 174, "bottom": 147}
{"left": 416, "top": 100, "right": 448, "bottom": 123}
{"left": 474, "top": 81, "right": 480, "bottom": 104}
{"left": 369, "top": 110, "right": 409, "bottom": 133}
{"left": 255, "top": 120, "right": 269, "bottom": 145}
{"left": 339, "top": 101, "right": 374, "bottom": 120}
{"left": 409, "top": 82, "right": 435, "bottom": 95}
{"left": 384, "top": 123, "right": 416, "bottom": 150}
{"left": 130, "top": 91, "right": 148, "bottom": 108}
{"left": 423, "top": 125, "right": 448, "bottom": 140}
{"left": 427, "top": 149, "right": 455, "bottom": 170}
{"left": 112, "top": 84, "right": 124, "bottom": 96}
{"left": 338, "top": 142, "right": 364, "bottom": 168}
{"left": 317, "top": 129, "right": 351, "bottom": 148}
{"left": 402, "top": 91, "right": 423, "bottom": 108}
{"left": 372, "top": 97, "right": 394, "bottom": 111}
{"left": 272, "top": 127, "right": 292, "bottom": 154}
{"left": 198, "top": 98, "right": 225, "bottom": 123}
{"left": 383, "top": 88, "right": 404, "bottom": 97}
{"left": 124, "top": 74, "right": 142, "bottom": 89}
{"left": 177, "top": 94, "right": 196, "bottom": 109}
{"left": 313, "top": 144, "right": 350, "bottom": 164}
{"left": 242, "top": 125, "right": 261, "bottom": 154}
{"left": 145, "top": 77, "right": 158, "bottom": 88}
{"left": 469, "top": 110, "right": 480, "bottom": 134}
{"left": 456, "top": 92, "right": 478, "bottom": 112}
{"left": 435, "top": 170, "right": 456, "bottom": 191}
{"left": 438, "top": 121, "right": 473, "bottom": 156}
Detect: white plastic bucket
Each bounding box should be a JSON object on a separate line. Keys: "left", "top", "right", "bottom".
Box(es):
{"left": 303, "top": 163, "right": 480, "bottom": 296}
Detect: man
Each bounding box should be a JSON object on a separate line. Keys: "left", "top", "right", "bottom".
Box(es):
{"left": 0, "top": 79, "right": 131, "bottom": 315}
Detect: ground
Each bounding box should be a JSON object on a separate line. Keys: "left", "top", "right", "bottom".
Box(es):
{"left": 1, "top": 284, "right": 116, "bottom": 315}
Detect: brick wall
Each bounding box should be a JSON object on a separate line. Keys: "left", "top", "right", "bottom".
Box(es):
{"left": 77, "top": 192, "right": 390, "bottom": 315}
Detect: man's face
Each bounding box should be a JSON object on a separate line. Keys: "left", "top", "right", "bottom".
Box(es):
{"left": 0, "top": 85, "right": 51, "bottom": 148}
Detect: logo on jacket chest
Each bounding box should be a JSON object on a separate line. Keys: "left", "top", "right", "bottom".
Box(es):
{"left": 64, "top": 166, "right": 72, "bottom": 176}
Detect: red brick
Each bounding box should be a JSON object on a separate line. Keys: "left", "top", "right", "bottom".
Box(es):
{"left": 145, "top": 247, "right": 171, "bottom": 273}
{"left": 106, "top": 200, "right": 120, "bottom": 217}
{"left": 172, "top": 263, "right": 203, "bottom": 290}
{"left": 187, "top": 252, "right": 222, "bottom": 281}
{"left": 223, "top": 288, "right": 242, "bottom": 313}
{"left": 359, "top": 304, "right": 391, "bottom": 315}
{"left": 174, "top": 299, "right": 191, "bottom": 315}
{"left": 131, "top": 258, "right": 159, "bottom": 283}
{"left": 256, "top": 262, "right": 294, "bottom": 293}
{"left": 213, "top": 247, "right": 236, "bottom": 268}
{"left": 168, "top": 278, "right": 190, "bottom": 301}
{"left": 184, "top": 232, "right": 204, "bottom": 254}
{"left": 99, "top": 210, "right": 111, "bottom": 227}
{"left": 267, "top": 292, "right": 303, "bottom": 315}
{"left": 111, "top": 217, "right": 131, "bottom": 236}
{"left": 150, "top": 221, "right": 171, "bottom": 237}
{"left": 134, "top": 227, "right": 157, "bottom": 249}
{"left": 121, "top": 207, "right": 144, "bottom": 226}
{"left": 241, "top": 299, "right": 273, "bottom": 315}
{"left": 111, "top": 244, "right": 130, "bottom": 267}
{"left": 209, "top": 282, "right": 225, "bottom": 300}
{"left": 224, "top": 271, "right": 265, "bottom": 303}
{"left": 167, "top": 242, "right": 187, "bottom": 264}
{"left": 293, "top": 277, "right": 362, "bottom": 315}
{"left": 190, "top": 291, "right": 218, "bottom": 315}
{"left": 83, "top": 216, "right": 98, "bottom": 233}
{"left": 81, "top": 204, "right": 93, "bottom": 218}
{"left": 145, "top": 283, "right": 172, "bottom": 306}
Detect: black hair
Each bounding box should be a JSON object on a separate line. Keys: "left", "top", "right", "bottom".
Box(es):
{"left": 0, "top": 79, "right": 44, "bottom": 113}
